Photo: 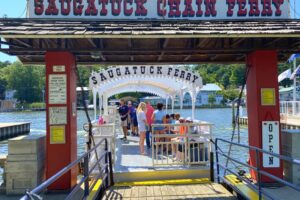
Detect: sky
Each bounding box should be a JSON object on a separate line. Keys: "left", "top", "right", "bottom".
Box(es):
{"left": 0, "top": 0, "right": 300, "bottom": 63}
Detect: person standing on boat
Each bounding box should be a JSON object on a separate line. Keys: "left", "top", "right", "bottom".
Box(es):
{"left": 137, "top": 102, "right": 148, "bottom": 155}
{"left": 146, "top": 101, "right": 154, "bottom": 148}
{"left": 151, "top": 103, "right": 166, "bottom": 144}
{"left": 119, "top": 99, "right": 129, "bottom": 140}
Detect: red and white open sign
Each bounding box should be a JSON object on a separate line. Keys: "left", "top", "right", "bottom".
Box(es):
{"left": 262, "top": 121, "right": 280, "bottom": 168}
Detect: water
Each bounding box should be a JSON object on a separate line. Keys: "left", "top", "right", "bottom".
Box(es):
{"left": 0, "top": 108, "right": 248, "bottom": 182}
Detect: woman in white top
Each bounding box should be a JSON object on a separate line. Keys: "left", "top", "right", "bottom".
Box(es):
{"left": 137, "top": 102, "right": 148, "bottom": 155}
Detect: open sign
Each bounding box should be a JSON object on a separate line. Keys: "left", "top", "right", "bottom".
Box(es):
{"left": 262, "top": 121, "right": 280, "bottom": 168}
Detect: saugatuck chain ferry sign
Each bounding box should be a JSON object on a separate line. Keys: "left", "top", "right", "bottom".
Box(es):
{"left": 89, "top": 66, "right": 202, "bottom": 88}
{"left": 29, "top": 0, "right": 290, "bottom": 20}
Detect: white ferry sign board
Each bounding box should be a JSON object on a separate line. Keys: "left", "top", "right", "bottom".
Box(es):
{"left": 89, "top": 65, "right": 202, "bottom": 87}
{"left": 29, "top": 0, "right": 290, "bottom": 20}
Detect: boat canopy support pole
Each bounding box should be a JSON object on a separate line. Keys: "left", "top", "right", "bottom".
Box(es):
{"left": 180, "top": 91, "right": 184, "bottom": 111}
{"left": 99, "top": 93, "right": 103, "bottom": 116}
{"left": 103, "top": 95, "right": 108, "bottom": 115}
{"left": 165, "top": 97, "right": 168, "bottom": 113}
{"left": 191, "top": 90, "right": 196, "bottom": 120}
{"left": 171, "top": 95, "right": 175, "bottom": 114}
{"left": 93, "top": 88, "right": 97, "bottom": 120}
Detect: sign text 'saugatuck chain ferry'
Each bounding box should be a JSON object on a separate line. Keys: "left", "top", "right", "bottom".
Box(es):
{"left": 31, "top": 0, "right": 289, "bottom": 19}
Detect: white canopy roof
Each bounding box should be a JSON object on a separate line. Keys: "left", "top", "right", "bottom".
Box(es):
{"left": 89, "top": 65, "right": 203, "bottom": 119}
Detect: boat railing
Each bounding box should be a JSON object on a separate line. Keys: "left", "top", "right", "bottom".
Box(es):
{"left": 89, "top": 123, "right": 116, "bottom": 166}
{"left": 215, "top": 138, "right": 300, "bottom": 200}
{"left": 20, "top": 138, "right": 114, "bottom": 200}
{"left": 280, "top": 101, "right": 300, "bottom": 116}
{"left": 151, "top": 122, "right": 213, "bottom": 167}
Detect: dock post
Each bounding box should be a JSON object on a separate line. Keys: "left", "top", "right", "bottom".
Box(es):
{"left": 210, "top": 152, "right": 214, "bottom": 182}
{"left": 246, "top": 50, "right": 283, "bottom": 183}
{"left": 232, "top": 103, "right": 235, "bottom": 124}
{"left": 108, "top": 152, "right": 114, "bottom": 186}
{"left": 84, "top": 156, "right": 89, "bottom": 197}
{"left": 45, "top": 52, "right": 77, "bottom": 190}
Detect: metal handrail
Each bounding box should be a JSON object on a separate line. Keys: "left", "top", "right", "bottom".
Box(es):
{"left": 20, "top": 138, "right": 114, "bottom": 200}
{"left": 215, "top": 138, "right": 300, "bottom": 200}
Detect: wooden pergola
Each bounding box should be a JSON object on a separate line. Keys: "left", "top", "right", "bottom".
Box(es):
{"left": 1, "top": 19, "right": 300, "bottom": 64}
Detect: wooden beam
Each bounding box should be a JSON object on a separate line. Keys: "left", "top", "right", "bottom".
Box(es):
{"left": 87, "top": 38, "right": 106, "bottom": 61}
{"left": 264, "top": 38, "right": 282, "bottom": 47}
{"left": 231, "top": 38, "right": 245, "bottom": 47}
{"left": 3, "top": 47, "right": 294, "bottom": 54}
{"left": 184, "top": 55, "right": 192, "bottom": 61}
{"left": 14, "top": 39, "right": 32, "bottom": 48}
{"left": 158, "top": 38, "right": 170, "bottom": 61}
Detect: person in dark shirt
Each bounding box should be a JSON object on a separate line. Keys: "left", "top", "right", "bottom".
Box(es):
{"left": 118, "top": 99, "right": 129, "bottom": 140}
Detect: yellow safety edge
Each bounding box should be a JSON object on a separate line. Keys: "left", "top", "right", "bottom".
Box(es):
{"left": 114, "top": 178, "right": 211, "bottom": 187}
{"left": 225, "top": 174, "right": 263, "bottom": 200}
{"left": 87, "top": 180, "right": 103, "bottom": 200}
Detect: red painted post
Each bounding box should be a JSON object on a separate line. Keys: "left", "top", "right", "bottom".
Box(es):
{"left": 45, "top": 52, "right": 77, "bottom": 190}
{"left": 246, "top": 50, "right": 283, "bottom": 182}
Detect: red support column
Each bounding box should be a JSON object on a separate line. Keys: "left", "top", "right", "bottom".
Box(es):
{"left": 246, "top": 50, "right": 283, "bottom": 182}
{"left": 45, "top": 52, "right": 77, "bottom": 190}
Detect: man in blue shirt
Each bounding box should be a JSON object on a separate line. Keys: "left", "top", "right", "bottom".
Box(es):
{"left": 118, "top": 99, "right": 129, "bottom": 140}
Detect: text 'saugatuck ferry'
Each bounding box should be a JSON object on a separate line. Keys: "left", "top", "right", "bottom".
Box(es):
{"left": 0, "top": 0, "right": 300, "bottom": 199}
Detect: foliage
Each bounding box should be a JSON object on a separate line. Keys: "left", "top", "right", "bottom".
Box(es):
{"left": 4, "top": 62, "right": 45, "bottom": 103}
{"left": 194, "top": 64, "right": 246, "bottom": 89}
{"left": 220, "top": 88, "right": 240, "bottom": 101}
{"left": 0, "top": 61, "right": 11, "bottom": 99}
{"left": 29, "top": 102, "right": 46, "bottom": 109}
{"left": 114, "top": 92, "right": 146, "bottom": 101}
{"left": 76, "top": 65, "right": 105, "bottom": 87}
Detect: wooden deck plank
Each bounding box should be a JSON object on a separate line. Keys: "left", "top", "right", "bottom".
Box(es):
{"left": 106, "top": 183, "right": 236, "bottom": 199}
{"left": 146, "top": 186, "right": 155, "bottom": 197}
{"left": 131, "top": 186, "right": 139, "bottom": 198}
{"left": 138, "top": 186, "right": 147, "bottom": 198}
{"left": 122, "top": 186, "right": 132, "bottom": 198}
{"left": 153, "top": 185, "right": 162, "bottom": 197}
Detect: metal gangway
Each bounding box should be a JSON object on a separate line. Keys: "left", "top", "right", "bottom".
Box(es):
{"left": 215, "top": 138, "right": 300, "bottom": 200}
{"left": 20, "top": 138, "right": 114, "bottom": 200}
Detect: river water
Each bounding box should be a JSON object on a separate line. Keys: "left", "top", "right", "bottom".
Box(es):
{"left": 0, "top": 108, "right": 248, "bottom": 183}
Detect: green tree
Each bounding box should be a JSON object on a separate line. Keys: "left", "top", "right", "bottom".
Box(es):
{"left": 221, "top": 88, "right": 240, "bottom": 101}
{"left": 76, "top": 65, "right": 106, "bottom": 87}
{"left": 5, "top": 62, "right": 45, "bottom": 103}
{"left": 0, "top": 61, "right": 11, "bottom": 99}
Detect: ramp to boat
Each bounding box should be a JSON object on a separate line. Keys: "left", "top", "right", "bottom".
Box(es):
{"left": 103, "top": 181, "right": 236, "bottom": 199}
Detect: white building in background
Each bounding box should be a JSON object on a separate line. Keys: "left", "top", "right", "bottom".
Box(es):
{"left": 279, "top": 86, "right": 300, "bottom": 101}
{"left": 140, "top": 83, "right": 223, "bottom": 107}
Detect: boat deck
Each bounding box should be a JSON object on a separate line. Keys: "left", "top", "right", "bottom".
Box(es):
{"left": 114, "top": 135, "right": 154, "bottom": 172}
{"left": 103, "top": 183, "right": 236, "bottom": 200}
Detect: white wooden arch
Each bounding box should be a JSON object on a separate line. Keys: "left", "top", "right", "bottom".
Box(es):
{"left": 90, "top": 65, "right": 202, "bottom": 119}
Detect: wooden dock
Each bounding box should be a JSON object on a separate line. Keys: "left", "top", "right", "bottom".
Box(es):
{"left": 0, "top": 123, "right": 30, "bottom": 141}
{"left": 238, "top": 116, "right": 300, "bottom": 129}
{"left": 103, "top": 182, "right": 236, "bottom": 199}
